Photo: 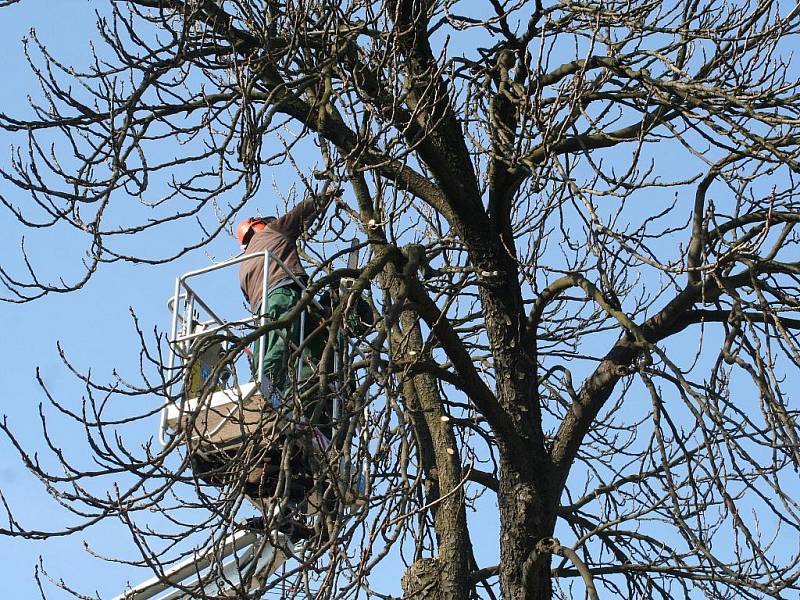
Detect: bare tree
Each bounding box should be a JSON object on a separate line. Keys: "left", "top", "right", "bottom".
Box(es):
{"left": 2, "top": 1, "right": 800, "bottom": 598}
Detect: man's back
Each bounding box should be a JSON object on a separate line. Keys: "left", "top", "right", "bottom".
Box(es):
{"left": 239, "top": 196, "right": 322, "bottom": 312}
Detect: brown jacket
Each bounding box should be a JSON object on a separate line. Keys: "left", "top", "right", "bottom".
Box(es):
{"left": 239, "top": 195, "right": 326, "bottom": 312}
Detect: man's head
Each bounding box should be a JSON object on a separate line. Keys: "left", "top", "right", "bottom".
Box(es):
{"left": 236, "top": 216, "right": 276, "bottom": 249}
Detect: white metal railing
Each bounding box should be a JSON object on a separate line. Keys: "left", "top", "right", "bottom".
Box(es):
{"left": 160, "top": 250, "right": 330, "bottom": 446}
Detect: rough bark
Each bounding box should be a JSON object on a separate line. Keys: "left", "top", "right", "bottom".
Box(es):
{"left": 382, "top": 255, "right": 472, "bottom": 599}
{"left": 402, "top": 558, "right": 443, "bottom": 599}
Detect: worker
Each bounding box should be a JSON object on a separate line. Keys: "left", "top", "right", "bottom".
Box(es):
{"left": 237, "top": 186, "right": 339, "bottom": 393}
{"left": 237, "top": 189, "right": 372, "bottom": 528}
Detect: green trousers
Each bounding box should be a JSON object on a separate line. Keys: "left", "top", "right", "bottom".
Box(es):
{"left": 253, "top": 285, "right": 331, "bottom": 437}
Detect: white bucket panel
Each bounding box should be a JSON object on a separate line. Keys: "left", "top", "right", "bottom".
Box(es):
{"left": 164, "top": 382, "right": 282, "bottom": 448}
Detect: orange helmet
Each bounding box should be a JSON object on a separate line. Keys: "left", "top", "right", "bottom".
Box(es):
{"left": 236, "top": 216, "right": 271, "bottom": 248}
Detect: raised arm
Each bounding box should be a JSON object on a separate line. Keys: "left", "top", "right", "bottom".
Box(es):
{"left": 271, "top": 190, "right": 334, "bottom": 239}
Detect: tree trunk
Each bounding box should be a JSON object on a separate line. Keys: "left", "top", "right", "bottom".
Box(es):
{"left": 384, "top": 258, "right": 472, "bottom": 599}
{"left": 497, "top": 448, "right": 556, "bottom": 599}
{"left": 402, "top": 558, "right": 443, "bottom": 599}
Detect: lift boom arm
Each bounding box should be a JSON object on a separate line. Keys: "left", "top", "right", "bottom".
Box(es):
{"left": 114, "top": 530, "right": 294, "bottom": 600}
